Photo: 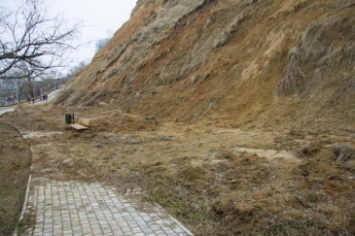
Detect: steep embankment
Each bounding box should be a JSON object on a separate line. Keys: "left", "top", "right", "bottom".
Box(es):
{"left": 59, "top": 0, "right": 355, "bottom": 131}
{"left": 5, "top": 2, "right": 355, "bottom": 234}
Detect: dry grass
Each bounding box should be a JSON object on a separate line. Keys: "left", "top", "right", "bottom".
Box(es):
{"left": 213, "top": 12, "right": 247, "bottom": 49}
{"left": 277, "top": 11, "right": 355, "bottom": 96}
{"left": 277, "top": 47, "right": 304, "bottom": 95}
{"left": 2, "top": 105, "right": 355, "bottom": 235}
{"left": 0, "top": 123, "right": 31, "bottom": 236}
{"left": 52, "top": 88, "right": 74, "bottom": 105}
{"left": 52, "top": 0, "right": 355, "bottom": 134}
{"left": 11, "top": 1, "right": 355, "bottom": 234}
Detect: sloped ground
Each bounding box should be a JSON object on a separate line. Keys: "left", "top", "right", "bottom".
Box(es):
{"left": 2, "top": 104, "right": 354, "bottom": 235}
{"left": 3, "top": 0, "right": 354, "bottom": 235}
{"left": 60, "top": 0, "right": 355, "bottom": 132}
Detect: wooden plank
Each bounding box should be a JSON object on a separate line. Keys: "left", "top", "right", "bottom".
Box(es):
{"left": 78, "top": 118, "right": 91, "bottom": 127}
{"left": 69, "top": 123, "right": 88, "bottom": 130}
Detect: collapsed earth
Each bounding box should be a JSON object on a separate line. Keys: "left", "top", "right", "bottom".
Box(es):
{"left": 1, "top": 0, "right": 355, "bottom": 235}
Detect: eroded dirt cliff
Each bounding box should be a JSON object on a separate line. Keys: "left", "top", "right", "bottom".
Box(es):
{"left": 7, "top": 0, "right": 354, "bottom": 235}
{"left": 59, "top": 0, "right": 354, "bottom": 132}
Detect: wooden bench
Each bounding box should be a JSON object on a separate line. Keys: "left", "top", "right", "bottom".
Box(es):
{"left": 69, "top": 118, "right": 90, "bottom": 131}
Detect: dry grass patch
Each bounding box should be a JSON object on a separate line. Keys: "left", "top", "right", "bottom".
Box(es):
{"left": 2, "top": 105, "right": 355, "bottom": 235}
{"left": 0, "top": 123, "right": 31, "bottom": 236}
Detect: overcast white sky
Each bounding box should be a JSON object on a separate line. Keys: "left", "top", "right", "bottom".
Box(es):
{"left": 46, "top": 0, "right": 137, "bottom": 66}
{"left": 1, "top": 0, "right": 137, "bottom": 74}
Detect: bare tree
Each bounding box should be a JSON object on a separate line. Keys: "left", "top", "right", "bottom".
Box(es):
{"left": 0, "top": 0, "right": 80, "bottom": 79}
{"left": 0, "top": 78, "right": 17, "bottom": 99}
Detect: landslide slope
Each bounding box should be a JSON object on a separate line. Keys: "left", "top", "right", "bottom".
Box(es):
{"left": 60, "top": 0, "right": 355, "bottom": 131}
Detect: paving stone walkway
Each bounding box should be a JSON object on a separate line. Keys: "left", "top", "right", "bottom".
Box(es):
{"left": 20, "top": 178, "right": 194, "bottom": 236}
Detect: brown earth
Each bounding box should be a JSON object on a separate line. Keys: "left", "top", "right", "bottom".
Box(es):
{"left": 2, "top": 0, "right": 355, "bottom": 235}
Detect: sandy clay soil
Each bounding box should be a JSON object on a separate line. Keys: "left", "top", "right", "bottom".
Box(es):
{"left": 1, "top": 103, "right": 355, "bottom": 236}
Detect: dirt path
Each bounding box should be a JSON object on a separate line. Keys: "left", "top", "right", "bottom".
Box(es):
{"left": 0, "top": 106, "right": 15, "bottom": 115}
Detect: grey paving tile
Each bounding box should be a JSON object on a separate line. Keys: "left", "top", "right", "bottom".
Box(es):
{"left": 21, "top": 178, "right": 194, "bottom": 236}
{"left": 155, "top": 230, "right": 165, "bottom": 235}
{"left": 132, "top": 227, "right": 143, "bottom": 233}
{"left": 134, "top": 233, "right": 146, "bottom": 236}
{"left": 142, "top": 227, "right": 154, "bottom": 234}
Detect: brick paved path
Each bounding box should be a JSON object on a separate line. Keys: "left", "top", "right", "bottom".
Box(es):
{"left": 20, "top": 178, "right": 193, "bottom": 236}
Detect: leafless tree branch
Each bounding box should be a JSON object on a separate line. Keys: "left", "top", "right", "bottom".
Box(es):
{"left": 0, "top": 0, "right": 80, "bottom": 78}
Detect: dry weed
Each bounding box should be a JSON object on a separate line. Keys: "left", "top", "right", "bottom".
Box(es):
{"left": 277, "top": 12, "right": 355, "bottom": 97}
{"left": 213, "top": 12, "right": 247, "bottom": 48}
{"left": 277, "top": 47, "right": 304, "bottom": 95}
{"left": 52, "top": 88, "right": 74, "bottom": 105}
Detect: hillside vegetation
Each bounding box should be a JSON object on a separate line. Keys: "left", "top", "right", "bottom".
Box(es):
{"left": 5, "top": 0, "right": 354, "bottom": 235}
{"left": 59, "top": 0, "right": 354, "bottom": 131}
